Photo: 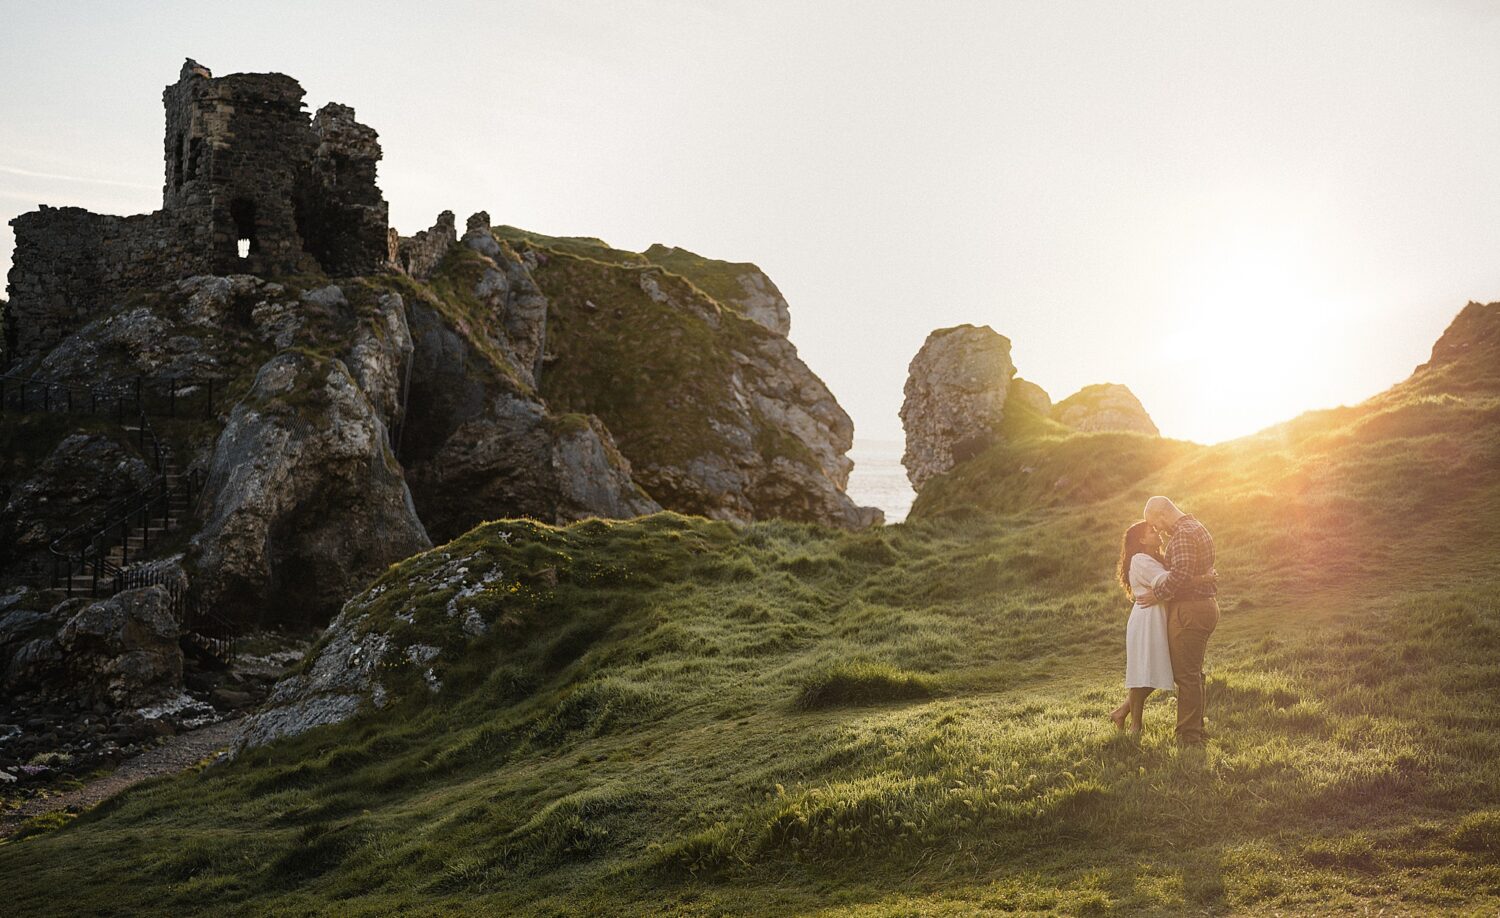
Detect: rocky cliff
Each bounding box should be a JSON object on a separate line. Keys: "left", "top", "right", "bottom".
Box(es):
{"left": 2, "top": 212, "right": 877, "bottom": 626}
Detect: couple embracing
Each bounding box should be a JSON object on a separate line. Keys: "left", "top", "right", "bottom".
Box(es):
{"left": 1110, "top": 496, "right": 1220, "bottom": 746}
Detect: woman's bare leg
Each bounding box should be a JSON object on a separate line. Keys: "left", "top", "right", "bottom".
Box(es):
{"left": 1110, "top": 697, "right": 1129, "bottom": 730}
{"left": 1128, "top": 688, "right": 1153, "bottom": 734}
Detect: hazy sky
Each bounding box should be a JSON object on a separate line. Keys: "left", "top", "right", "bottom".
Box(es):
{"left": 3, "top": 1, "right": 1499, "bottom": 443}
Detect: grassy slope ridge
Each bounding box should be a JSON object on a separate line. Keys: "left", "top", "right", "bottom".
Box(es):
{"left": 2, "top": 307, "right": 1499, "bottom": 915}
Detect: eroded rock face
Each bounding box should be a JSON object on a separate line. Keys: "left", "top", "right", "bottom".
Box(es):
{"left": 235, "top": 539, "right": 517, "bottom": 752}
{"left": 0, "top": 589, "right": 68, "bottom": 692}
{"left": 395, "top": 210, "right": 457, "bottom": 280}
{"left": 462, "top": 212, "right": 549, "bottom": 388}
{"left": 57, "top": 587, "right": 183, "bottom": 706}
{"left": 900, "top": 325, "right": 1016, "bottom": 491}
{"left": 1051, "top": 384, "right": 1159, "bottom": 435}
{"left": 528, "top": 248, "right": 880, "bottom": 528}
{"left": 191, "top": 351, "right": 431, "bottom": 625}
{"left": 344, "top": 289, "right": 414, "bottom": 431}
{"left": 398, "top": 296, "right": 659, "bottom": 542}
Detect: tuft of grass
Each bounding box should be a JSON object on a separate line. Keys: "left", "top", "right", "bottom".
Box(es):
{"left": 795, "top": 660, "right": 936, "bottom": 710}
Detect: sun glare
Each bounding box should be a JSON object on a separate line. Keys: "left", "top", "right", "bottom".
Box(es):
{"left": 1160, "top": 218, "right": 1354, "bottom": 443}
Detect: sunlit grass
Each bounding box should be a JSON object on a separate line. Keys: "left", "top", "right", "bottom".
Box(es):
{"left": 2, "top": 323, "right": 1498, "bottom": 914}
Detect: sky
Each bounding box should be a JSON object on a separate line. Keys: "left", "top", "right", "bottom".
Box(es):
{"left": 2, "top": 1, "right": 1499, "bottom": 444}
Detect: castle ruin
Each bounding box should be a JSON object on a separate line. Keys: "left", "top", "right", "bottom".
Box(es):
{"left": 4, "top": 59, "right": 393, "bottom": 364}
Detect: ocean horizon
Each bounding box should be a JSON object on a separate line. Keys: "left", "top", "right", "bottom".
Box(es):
{"left": 845, "top": 437, "right": 914, "bottom": 524}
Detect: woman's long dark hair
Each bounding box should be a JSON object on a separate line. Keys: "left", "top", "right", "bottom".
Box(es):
{"left": 1117, "top": 520, "right": 1164, "bottom": 600}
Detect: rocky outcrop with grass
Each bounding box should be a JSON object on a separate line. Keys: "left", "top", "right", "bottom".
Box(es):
{"left": 498, "top": 228, "right": 880, "bottom": 528}
{"left": 900, "top": 324, "right": 1016, "bottom": 491}
{"left": 1050, "top": 382, "right": 1159, "bottom": 435}
{"left": 8, "top": 215, "right": 872, "bottom": 642}
{"left": 640, "top": 244, "right": 792, "bottom": 335}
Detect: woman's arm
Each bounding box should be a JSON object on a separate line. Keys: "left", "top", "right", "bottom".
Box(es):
{"left": 1138, "top": 568, "right": 1216, "bottom": 606}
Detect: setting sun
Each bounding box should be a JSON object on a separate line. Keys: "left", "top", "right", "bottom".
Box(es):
{"left": 1154, "top": 207, "right": 1361, "bottom": 443}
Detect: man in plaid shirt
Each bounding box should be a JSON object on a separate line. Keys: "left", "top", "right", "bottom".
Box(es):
{"left": 1137, "top": 496, "right": 1219, "bottom": 746}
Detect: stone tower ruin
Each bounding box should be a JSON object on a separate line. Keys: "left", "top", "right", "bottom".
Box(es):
{"left": 4, "top": 59, "right": 392, "bottom": 364}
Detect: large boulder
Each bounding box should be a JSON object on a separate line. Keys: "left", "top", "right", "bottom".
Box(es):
{"left": 191, "top": 351, "right": 431, "bottom": 626}
{"left": 56, "top": 586, "right": 183, "bottom": 706}
{"left": 1051, "top": 384, "right": 1159, "bottom": 435}
{"left": 900, "top": 325, "right": 1016, "bottom": 491}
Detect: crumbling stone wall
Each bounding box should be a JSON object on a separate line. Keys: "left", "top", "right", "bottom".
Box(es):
{"left": 4, "top": 59, "right": 391, "bottom": 366}
{"left": 6, "top": 208, "right": 182, "bottom": 362}
{"left": 395, "top": 211, "right": 458, "bottom": 281}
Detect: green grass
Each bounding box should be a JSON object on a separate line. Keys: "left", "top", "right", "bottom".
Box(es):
{"left": 639, "top": 243, "right": 771, "bottom": 316}
{"left": 2, "top": 310, "right": 1499, "bottom": 914}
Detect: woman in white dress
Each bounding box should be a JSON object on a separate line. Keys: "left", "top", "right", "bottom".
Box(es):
{"left": 1108, "top": 520, "right": 1208, "bottom": 734}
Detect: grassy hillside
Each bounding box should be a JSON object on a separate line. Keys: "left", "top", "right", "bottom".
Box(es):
{"left": 2, "top": 307, "right": 1498, "bottom": 915}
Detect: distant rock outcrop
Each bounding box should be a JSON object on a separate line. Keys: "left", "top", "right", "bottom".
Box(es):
{"left": 1051, "top": 383, "right": 1159, "bottom": 435}
{"left": 899, "top": 325, "right": 1016, "bottom": 491}
{"left": 1421, "top": 301, "right": 1500, "bottom": 371}
{"left": 1008, "top": 377, "right": 1052, "bottom": 415}
{"left": 1411, "top": 301, "right": 1500, "bottom": 397}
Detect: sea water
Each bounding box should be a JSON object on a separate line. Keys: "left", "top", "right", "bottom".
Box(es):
{"left": 844, "top": 438, "right": 915, "bottom": 524}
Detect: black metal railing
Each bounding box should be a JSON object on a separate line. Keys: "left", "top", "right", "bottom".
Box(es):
{"left": 6, "top": 369, "right": 236, "bottom": 664}
{"left": 44, "top": 402, "right": 185, "bottom": 592}
{"left": 0, "top": 372, "right": 217, "bottom": 421}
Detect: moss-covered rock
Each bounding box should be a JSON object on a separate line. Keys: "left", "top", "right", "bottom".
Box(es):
{"left": 525, "top": 245, "right": 876, "bottom": 527}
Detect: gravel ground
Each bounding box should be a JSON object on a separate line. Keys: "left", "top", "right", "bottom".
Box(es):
{"left": 0, "top": 716, "right": 244, "bottom": 838}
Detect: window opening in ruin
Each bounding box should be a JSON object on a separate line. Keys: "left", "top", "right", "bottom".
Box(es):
{"left": 172, "top": 132, "right": 185, "bottom": 190}
{"left": 230, "top": 198, "right": 257, "bottom": 260}
{"left": 187, "top": 138, "right": 203, "bottom": 180}
{"left": 330, "top": 152, "right": 351, "bottom": 189}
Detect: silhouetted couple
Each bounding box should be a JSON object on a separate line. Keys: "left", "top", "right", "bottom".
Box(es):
{"left": 1110, "top": 496, "right": 1219, "bottom": 746}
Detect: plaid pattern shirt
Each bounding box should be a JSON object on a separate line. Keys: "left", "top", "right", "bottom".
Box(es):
{"left": 1155, "top": 515, "right": 1216, "bottom": 602}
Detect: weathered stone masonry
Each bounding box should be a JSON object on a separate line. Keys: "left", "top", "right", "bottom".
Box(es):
{"left": 5, "top": 59, "right": 391, "bottom": 365}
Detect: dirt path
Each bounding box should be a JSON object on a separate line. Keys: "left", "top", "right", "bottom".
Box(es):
{"left": 0, "top": 716, "right": 244, "bottom": 838}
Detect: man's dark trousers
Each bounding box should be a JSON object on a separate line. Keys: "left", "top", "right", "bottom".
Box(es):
{"left": 1168, "top": 598, "right": 1219, "bottom": 745}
